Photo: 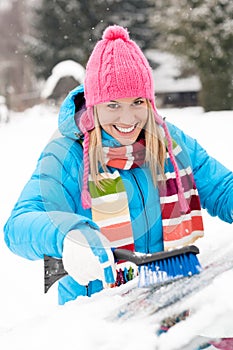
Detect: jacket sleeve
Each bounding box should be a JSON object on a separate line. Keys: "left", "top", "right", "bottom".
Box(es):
{"left": 4, "top": 137, "right": 98, "bottom": 260}
{"left": 168, "top": 122, "right": 233, "bottom": 224}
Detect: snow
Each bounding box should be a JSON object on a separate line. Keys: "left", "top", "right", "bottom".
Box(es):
{"left": 0, "top": 104, "right": 232, "bottom": 350}
{"left": 41, "top": 60, "right": 85, "bottom": 99}
{"left": 146, "top": 50, "right": 202, "bottom": 93}
{"left": 0, "top": 97, "right": 9, "bottom": 123}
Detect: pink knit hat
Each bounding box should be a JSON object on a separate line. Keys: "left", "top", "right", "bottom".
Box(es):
{"left": 79, "top": 25, "right": 188, "bottom": 213}
{"left": 84, "top": 25, "right": 158, "bottom": 113}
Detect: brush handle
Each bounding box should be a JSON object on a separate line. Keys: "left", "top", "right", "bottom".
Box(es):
{"left": 44, "top": 245, "right": 199, "bottom": 293}
{"left": 115, "top": 245, "right": 199, "bottom": 266}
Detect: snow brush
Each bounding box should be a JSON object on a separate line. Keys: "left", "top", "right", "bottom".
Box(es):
{"left": 44, "top": 245, "right": 201, "bottom": 293}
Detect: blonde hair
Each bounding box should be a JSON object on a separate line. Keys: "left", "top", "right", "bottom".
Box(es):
{"left": 88, "top": 100, "right": 166, "bottom": 188}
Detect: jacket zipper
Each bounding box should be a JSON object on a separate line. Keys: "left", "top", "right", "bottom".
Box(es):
{"left": 131, "top": 172, "right": 150, "bottom": 253}
{"left": 86, "top": 284, "right": 90, "bottom": 297}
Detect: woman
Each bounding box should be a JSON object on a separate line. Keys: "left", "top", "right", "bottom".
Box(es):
{"left": 4, "top": 25, "right": 232, "bottom": 310}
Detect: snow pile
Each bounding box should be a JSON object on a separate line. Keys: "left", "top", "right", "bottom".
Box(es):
{"left": 0, "top": 95, "right": 9, "bottom": 123}
{"left": 0, "top": 104, "right": 232, "bottom": 350}
{"left": 41, "top": 60, "right": 85, "bottom": 99}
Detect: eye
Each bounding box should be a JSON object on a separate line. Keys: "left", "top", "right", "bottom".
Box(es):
{"left": 133, "top": 99, "right": 145, "bottom": 106}
{"left": 107, "top": 102, "right": 120, "bottom": 109}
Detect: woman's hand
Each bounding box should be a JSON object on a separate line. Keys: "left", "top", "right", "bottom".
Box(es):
{"left": 62, "top": 224, "right": 115, "bottom": 286}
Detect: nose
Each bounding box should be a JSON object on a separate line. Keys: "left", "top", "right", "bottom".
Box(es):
{"left": 118, "top": 105, "right": 136, "bottom": 125}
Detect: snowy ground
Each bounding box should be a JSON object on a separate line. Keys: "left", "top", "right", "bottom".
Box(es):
{"left": 0, "top": 104, "right": 232, "bottom": 350}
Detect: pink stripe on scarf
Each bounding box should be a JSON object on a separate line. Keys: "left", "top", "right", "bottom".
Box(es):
{"left": 103, "top": 139, "right": 146, "bottom": 169}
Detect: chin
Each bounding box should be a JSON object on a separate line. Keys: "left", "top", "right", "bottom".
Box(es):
{"left": 114, "top": 129, "right": 142, "bottom": 146}
{"left": 115, "top": 137, "right": 138, "bottom": 146}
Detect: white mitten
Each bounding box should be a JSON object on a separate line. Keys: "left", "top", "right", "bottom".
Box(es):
{"left": 62, "top": 224, "right": 116, "bottom": 286}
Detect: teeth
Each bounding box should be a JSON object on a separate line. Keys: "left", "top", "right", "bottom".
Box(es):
{"left": 115, "top": 125, "right": 135, "bottom": 133}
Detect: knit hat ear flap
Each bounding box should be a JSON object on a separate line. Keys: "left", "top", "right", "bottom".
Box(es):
{"left": 79, "top": 108, "right": 94, "bottom": 209}
{"left": 81, "top": 130, "right": 92, "bottom": 209}
{"left": 150, "top": 107, "right": 188, "bottom": 214}
{"left": 79, "top": 107, "right": 95, "bottom": 134}
{"left": 162, "top": 121, "right": 189, "bottom": 213}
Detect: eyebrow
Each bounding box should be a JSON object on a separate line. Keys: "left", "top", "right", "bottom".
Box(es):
{"left": 109, "top": 97, "right": 143, "bottom": 103}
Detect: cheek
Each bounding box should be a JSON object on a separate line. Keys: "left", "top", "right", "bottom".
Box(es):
{"left": 138, "top": 110, "right": 148, "bottom": 125}
{"left": 98, "top": 111, "right": 117, "bottom": 128}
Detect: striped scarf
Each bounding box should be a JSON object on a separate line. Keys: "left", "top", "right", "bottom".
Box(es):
{"left": 89, "top": 139, "right": 204, "bottom": 252}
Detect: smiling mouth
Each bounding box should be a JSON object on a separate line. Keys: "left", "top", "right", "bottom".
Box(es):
{"left": 114, "top": 125, "right": 137, "bottom": 133}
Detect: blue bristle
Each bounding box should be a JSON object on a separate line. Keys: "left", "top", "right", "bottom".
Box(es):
{"left": 138, "top": 251, "right": 202, "bottom": 288}
{"left": 167, "top": 258, "right": 172, "bottom": 276}
{"left": 170, "top": 256, "right": 177, "bottom": 276}
{"left": 151, "top": 262, "right": 156, "bottom": 284}
{"left": 174, "top": 255, "right": 183, "bottom": 276}
{"left": 171, "top": 257, "right": 177, "bottom": 276}
{"left": 163, "top": 259, "right": 168, "bottom": 273}
{"left": 189, "top": 254, "right": 196, "bottom": 273}
{"left": 189, "top": 253, "right": 202, "bottom": 274}
{"left": 181, "top": 254, "right": 190, "bottom": 276}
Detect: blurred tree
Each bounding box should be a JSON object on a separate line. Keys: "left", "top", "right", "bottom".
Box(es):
{"left": 156, "top": 0, "right": 233, "bottom": 111}
{"left": 0, "top": 0, "right": 37, "bottom": 110}
{"left": 26, "top": 0, "right": 158, "bottom": 79}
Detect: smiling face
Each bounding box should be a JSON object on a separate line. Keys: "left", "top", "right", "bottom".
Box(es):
{"left": 95, "top": 97, "right": 148, "bottom": 146}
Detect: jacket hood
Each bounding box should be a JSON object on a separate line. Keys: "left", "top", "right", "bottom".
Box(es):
{"left": 58, "top": 84, "right": 86, "bottom": 140}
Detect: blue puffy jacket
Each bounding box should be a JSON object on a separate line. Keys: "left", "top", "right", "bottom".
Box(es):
{"left": 4, "top": 85, "right": 233, "bottom": 304}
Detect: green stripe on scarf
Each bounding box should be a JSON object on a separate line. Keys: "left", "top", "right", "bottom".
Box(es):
{"left": 89, "top": 175, "right": 125, "bottom": 198}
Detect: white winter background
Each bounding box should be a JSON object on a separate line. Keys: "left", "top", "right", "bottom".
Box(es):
{"left": 0, "top": 103, "right": 233, "bottom": 350}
